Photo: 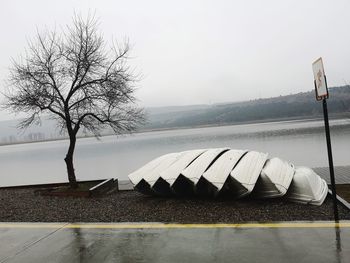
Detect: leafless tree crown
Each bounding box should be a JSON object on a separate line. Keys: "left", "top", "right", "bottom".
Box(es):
{"left": 5, "top": 15, "right": 145, "bottom": 137}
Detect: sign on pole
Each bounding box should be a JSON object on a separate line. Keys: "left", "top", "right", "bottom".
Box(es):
{"left": 312, "top": 57, "right": 329, "bottom": 100}
{"left": 312, "top": 57, "right": 339, "bottom": 222}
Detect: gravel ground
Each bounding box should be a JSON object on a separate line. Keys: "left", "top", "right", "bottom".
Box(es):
{"left": 0, "top": 188, "right": 349, "bottom": 223}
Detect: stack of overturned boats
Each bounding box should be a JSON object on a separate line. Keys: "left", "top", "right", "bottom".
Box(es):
{"left": 128, "top": 148, "right": 328, "bottom": 205}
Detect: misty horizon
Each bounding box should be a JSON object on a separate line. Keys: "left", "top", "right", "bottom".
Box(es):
{"left": 1, "top": 0, "right": 350, "bottom": 121}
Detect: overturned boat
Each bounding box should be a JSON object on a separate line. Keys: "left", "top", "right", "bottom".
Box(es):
{"left": 253, "top": 157, "right": 295, "bottom": 198}
{"left": 128, "top": 148, "right": 328, "bottom": 205}
{"left": 286, "top": 166, "right": 328, "bottom": 205}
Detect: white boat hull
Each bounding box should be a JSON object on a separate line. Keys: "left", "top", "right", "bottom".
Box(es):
{"left": 128, "top": 149, "right": 328, "bottom": 205}
{"left": 286, "top": 167, "right": 328, "bottom": 206}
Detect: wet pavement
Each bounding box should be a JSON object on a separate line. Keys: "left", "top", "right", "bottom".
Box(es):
{"left": 1, "top": 222, "right": 350, "bottom": 263}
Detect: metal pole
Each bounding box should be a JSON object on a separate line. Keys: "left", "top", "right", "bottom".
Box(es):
{"left": 322, "top": 98, "right": 339, "bottom": 222}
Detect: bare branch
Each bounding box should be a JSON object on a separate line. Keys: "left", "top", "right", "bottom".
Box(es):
{"left": 4, "top": 14, "right": 145, "bottom": 138}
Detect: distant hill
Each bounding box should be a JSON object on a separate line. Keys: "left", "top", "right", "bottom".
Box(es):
{"left": 0, "top": 85, "right": 349, "bottom": 144}
{"left": 144, "top": 85, "right": 350, "bottom": 129}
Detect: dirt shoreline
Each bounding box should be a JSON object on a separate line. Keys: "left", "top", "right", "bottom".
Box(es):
{"left": 0, "top": 188, "right": 349, "bottom": 223}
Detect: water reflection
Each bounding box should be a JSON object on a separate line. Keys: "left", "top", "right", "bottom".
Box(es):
{"left": 73, "top": 228, "right": 86, "bottom": 263}
{"left": 55, "top": 225, "right": 350, "bottom": 263}
{"left": 335, "top": 225, "right": 342, "bottom": 262}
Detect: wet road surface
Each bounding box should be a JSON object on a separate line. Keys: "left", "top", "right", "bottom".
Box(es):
{"left": 0, "top": 222, "right": 350, "bottom": 263}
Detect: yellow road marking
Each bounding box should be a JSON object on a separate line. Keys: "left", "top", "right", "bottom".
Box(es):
{"left": 0, "top": 222, "right": 350, "bottom": 229}
{"left": 0, "top": 223, "right": 67, "bottom": 229}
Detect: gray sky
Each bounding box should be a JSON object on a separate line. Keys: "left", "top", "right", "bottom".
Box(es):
{"left": 1, "top": 0, "right": 350, "bottom": 120}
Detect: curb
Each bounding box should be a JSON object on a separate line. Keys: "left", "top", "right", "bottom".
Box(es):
{"left": 90, "top": 178, "right": 118, "bottom": 196}
{"left": 328, "top": 189, "right": 350, "bottom": 211}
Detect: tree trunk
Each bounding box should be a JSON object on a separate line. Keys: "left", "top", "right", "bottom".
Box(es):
{"left": 64, "top": 134, "right": 78, "bottom": 189}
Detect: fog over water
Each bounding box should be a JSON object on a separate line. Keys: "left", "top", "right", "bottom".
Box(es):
{"left": 0, "top": 119, "right": 349, "bottom": 187}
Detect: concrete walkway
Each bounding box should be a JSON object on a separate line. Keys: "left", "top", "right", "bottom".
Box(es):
{"left": 1, "top": 222, "right": 350, "bottom": 263}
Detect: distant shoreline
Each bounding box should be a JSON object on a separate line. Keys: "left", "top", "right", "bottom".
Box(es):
{"left": 0, "top": 113, "right": 348, "bottom": 147}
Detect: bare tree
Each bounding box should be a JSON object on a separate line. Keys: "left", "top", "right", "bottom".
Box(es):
{"left": 4, "top": 15, "right": 145, "bottom": 188}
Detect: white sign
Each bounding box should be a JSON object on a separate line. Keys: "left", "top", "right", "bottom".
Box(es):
{"left": 312, "top": 57, "right": 328, "bottom": 100}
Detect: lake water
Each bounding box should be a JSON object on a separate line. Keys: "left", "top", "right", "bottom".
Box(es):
{"left": 0, "top": 118, "right": 350, "bottom": 187}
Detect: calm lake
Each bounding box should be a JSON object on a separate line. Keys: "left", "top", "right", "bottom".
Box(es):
{"left": 0, "top": 118, "right": 350, "bottom": 187}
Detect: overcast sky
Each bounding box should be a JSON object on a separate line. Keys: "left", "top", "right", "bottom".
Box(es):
{"left": 0, "top": 0, "right": 350, "bottom": 120}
